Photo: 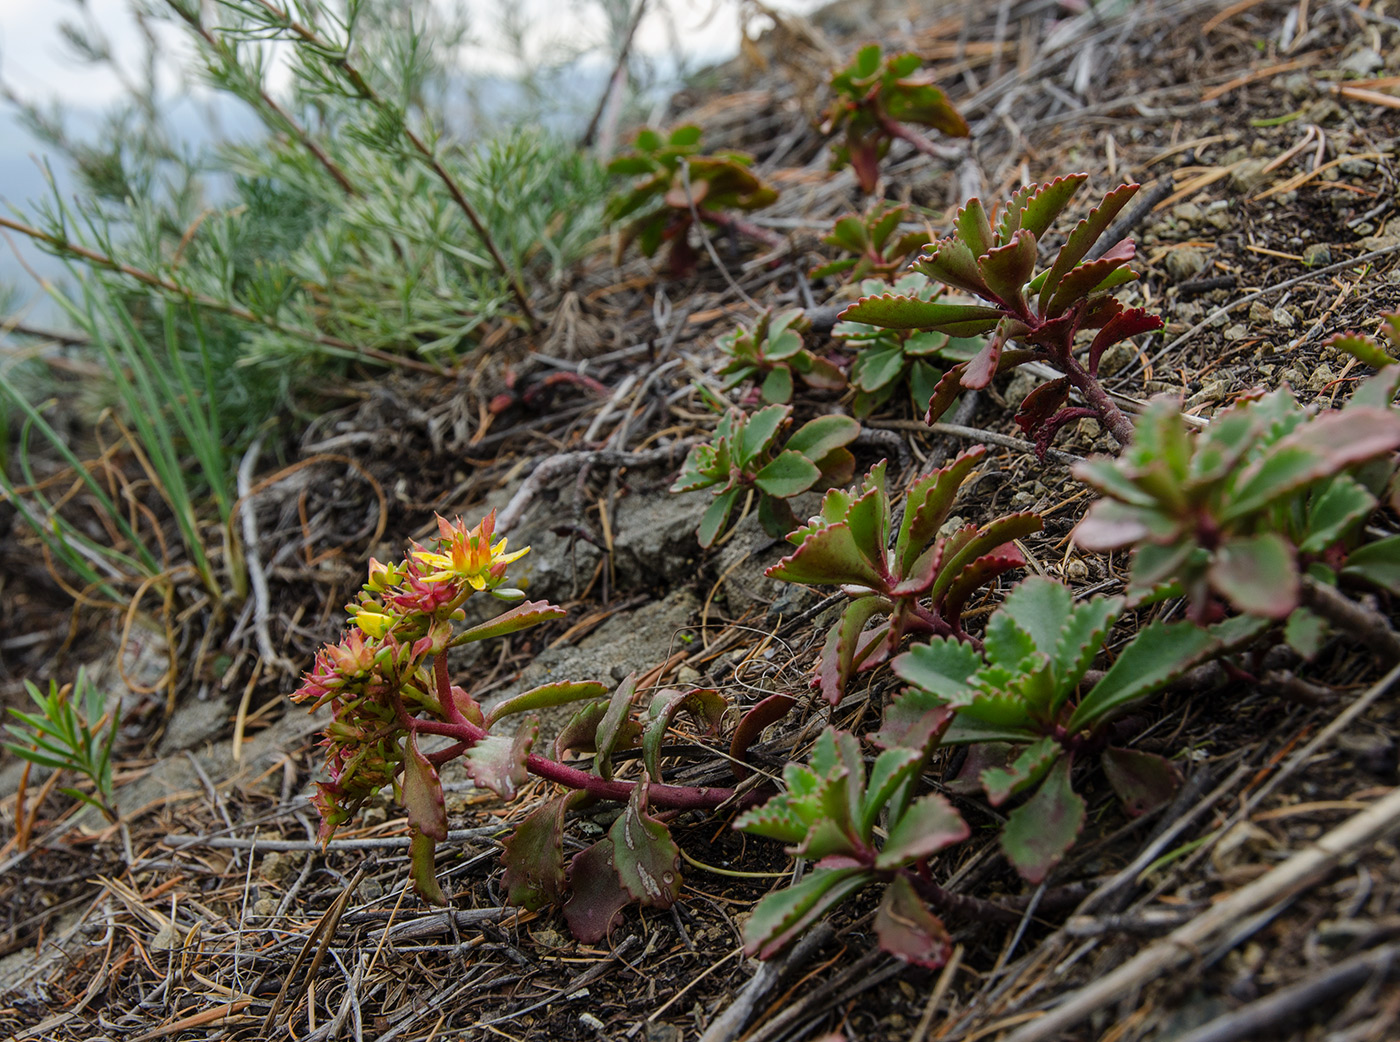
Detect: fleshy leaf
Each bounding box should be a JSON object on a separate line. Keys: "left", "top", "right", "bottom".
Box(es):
{"left": 1037, "top": 183, "right": 1139, "bottom": 311}
{"left": 892, "top": 638, "right": 984, "bottom": 702}
{"left": 996, "top": 174, "right": 1086, "bottom": 244}
{"left": 740, "top": 404, "right": 791, "bottom": 465}
{"left": 610, "top": 780, "right": 682, "bottom": 907}
{"left": 455, "top": 600, "right": 567, "bottom": 644}
{"left": 754, "top": 450, "right": 822, "bottom": 497}
{"left": 1284, "top": 606, "right": 1329, "bottom": 659}
{"left": 838, "top": 294, "right": 1003, "bottom": 335}
{"left": 1208, "top": 532, "right": 1299, "bottom": 618}
{"left": 1343, "top": 535, "right": 1400, "bottom": 595}
{"left": 698, "top": 487, "right": 740, "bottom": 548}
{"left": 766, "top": 520, "right": 884, "bottom": 589}
{"left": 874, "top": 875, "right": 953, "bottom": 968}
{"left": 1068, "top": 620, "right": 1218, "bottom": 731}
{"left": 1000, "top": 756, "right": 1085, "bottom": 883}
{"left": 895, "top": 446, "right": 985, "bottom": 573}
{"left": 859, "top": 747, "right": 924, "bottom": 837}
{"left": 875, "top": 792, "right": 969, "bottom": 870}
{"left": 563, "top": 839, "right": 629, "bottom": 943}
{"left": 500, "top": 791, "right": 580, "bottom": 910}
{"left": 978, "top": 228, "right": 1037, "bottom": 314}
{"left": 787, "top": 414, "right": 861, "bottom": 462}
{"left": 402, "top": 733, "right": 448, "bottom": 842}
{"left": 980, "top": 736, "right": 1063, "bottom": 806}
{"left": 594, "top": 673, "right": 639, "bottom": 781}
{"left": 463, "top": 717, "right": 536, "bottom": 799}
{"left": 1300, "top": 475, "right": 1375, "bottom": 553}
{"left": 729, "top": 693, "right": 797, "bottom": 777}
{"left": 642, "top": 687, "right": 727, "bottom": 780}
{"left": 486, "top": 681, "right": 610, "bottom": 728}
{"left": 1101, "top": 746, "right": 1180, "bottom": 817}
{"left": 743, "top": 867, "right": 873, "bottom": 959}
{"left": 410, "top": 832, "right": 447, "bottom": 905}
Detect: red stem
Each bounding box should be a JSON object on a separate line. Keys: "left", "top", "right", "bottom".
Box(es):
{"left": 696, "top": 207, "right": 785, "bottom": 251}
{"left": 1059, "top": 353, "right": 1136, "bottom": 448}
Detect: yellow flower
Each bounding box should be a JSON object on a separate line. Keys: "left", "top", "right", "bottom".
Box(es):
{"left": 352, "top": 607, "right": 395, "bottom": 638}
{"left": 411, "top": 511, "right": 530, "bottom": 590}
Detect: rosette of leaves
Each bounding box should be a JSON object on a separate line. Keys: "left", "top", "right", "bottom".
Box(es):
{"left": 496, "top": 676, "right": 728, "bottom": 942}
{"left": 717, "top": 308, "right": 845, "bottom": 404}
{"left": 840, "top": 174, "right": 1163, "bottom": 451}
{"left": 670, "top": 404, "right": 860, "bottom": 547}
{"left": 821, "top": 44, "right": 970, "bottom": 195}
{"left": 767, "top": 448, "right": 1042, "bottom": 703}
{"left": 735, "top": 725, "right": 970, "bottom": 966}
{"left": 606, "top": 124, "right": 780, "bottom": 275}
{"left": 1072, "top": 377, "right": 1400, "bottom": 630}
{"left": 888, "top": 578, "right": 1257, "bottom": 882}
{"left": 834, "top": 273, "right": 982, "bottom": 416}
{"left": 810, "top": 201, "right": 929, "bottom": 282}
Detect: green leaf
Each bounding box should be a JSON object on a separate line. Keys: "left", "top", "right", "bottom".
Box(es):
{"left": 996, "top": 174, "right": 1086, "bottom": 245}
{"left": 754, "top": 450, "right": 822, "bottom": 498}
{"left": 1000, "top": 756, "right": 1085, "bottom": 883}
{"left": 743, "top": 867, "right": 874, "bottom": 959}
{"left": 610, "top": 780, "right": 682, "bottom": 907}
{"left": 838, "top": 295, "right": 1003, "bottom": 335}
{"left": 978, "top": 229, "right": 1036, "bottom": 314}
{"left": 860, "top": 747, "right": 924, "bottom": 837}
{"left": 895, "top": 447, "right": 985, "bottom": 571}
{"left": 740, "top": 404, "right": 791, "bottom": 465}
{"left": 486, "top": 681, "right": 610, "bottom": 728}
{"left": 642, "top": 687, "right": 727, "bottom": 780}
{"left": 852, "top": 343, "right": 906, "bottom": 392}
{"left": 875, "top": 792, "right": 969, "bottom": 870}
{"left": 410, "top": 832, "right": 447, "bottom": 905}
{"left": 874, "top": 875, "right": 953, "bottom": 968}
{"left": 1328, "top": 332, "right": 1395, "bottom": 370}
{"left": 817, "top": 596, "right": 886, "bottom": 705}
{"left": 786, "top": 414, "right": 860, "bottom": 462}
{"left": 981, "top": 736, "right": 1063, "bottom": 805}
{"left": 698, "top": 487, "right": 740, "bottom": 548}
{"left": 761, "top": 365, "right": 794, "bottom": 404}
{"left": 1300, "top": 475, "right": 1376, "bottom": 553}
{"left": 1068, "top": 620, "right": 1218, "bottom": 732}
{"left": 891, "top": 638, "right": 984, "bottom": 701}
{"left": 1342, "top": 534, "right": 1400, "bottom": 595}
{"left": 1284, "top": 606, "right": 1329, "bottom": 660}
{"left": 1038, "top": 182, "right": 1139, "bottom": 311}
{"left": 500, "top": 791, "right": 579, "bottom": 910}
{"left": 955, "top": 198, "right": 993, "bottom": 256}
{"left": 1208, "top": 532, "right": 1299, "bottom": 618}
{"left": 594, "top": 673, "right": 639, "bottom": 781}
{"left": 928, "top": 512, "right": 1043, "bottom": 604}
{"left": 766, "top": 519, "right": 884, "bottom": 589}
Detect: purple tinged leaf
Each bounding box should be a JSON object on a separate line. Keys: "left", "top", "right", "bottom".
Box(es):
{"left": 464, "top": 718, "right": 536, "bottom": 799}
{"left": 563, "top": 839, "right": 629, "bottom": 943}
{"left": 765, "top": 521, "right": 884, "bottom": 589}
{"left": 961, "top": 324, "right": 1008, "bottom": 389}
{"left": 729, "top": 693, "right": 797, "bottom": 778}
{"left": 875, "top": 792, "right": 970, "bottom": 870}
{"left": 1072, "top": 499, "right": 1165, "bottom": 552}
{"left": 402, "top": 733, "right": 447, "bottom": 842}
{"left": 818, "top": 598, "right": 887, "bottom": 705}
{"left": 837, "top": 294, "right": 1003, "bottom": 335}
{"left": 1342, "top": 534, "right": 1400, "bottom": 595}
{"left": 501, "top": 791, "right": 581, "bottom": 910}
{"left": 895, "top": 446, "right": 986, "bottom": 574}
{"left": 928, "top": 512, "right": 1043, "bottom": 604}
{"left": 1043, "top": 238, "right": 1139, "bottom": 317}
{"left": 1001, "top": 756, "right": 1085, "bottom": 883}
{"left": 1101, "top": 747, "right": 1181, "bottom": 817}
{"left": 1209, "top": 532, "right": 1299, "bottom": 618}
{"left": 740, "top": 404, "right": 792, "bottom": 465}
{"left": 455, "top": 600, "right": 567, "bottom": 645}
{"left": 410, "top": 832, "right": 447, "bottom": 905}
{"left": 698, "top": 487, "right": 740, "bottom": 548}
{"left": 1088, "top": 306, "right": 1162, "bottom": 375}
{"left": 743, "top": 867, "right": 873, "bottom": 960}
{"left": 955, "top": 198, "right": 994, "bottom": 257}
{"left": 1037, "top": 183, "right": 1140, "bottom": 312}
{"left": 945, "top": 741, "right": 1014, "bottom": 794}
{"left": 913, "top": 238, "right": 992, "bottom": 298}
{"left": 1014, "top": 378, "right": 1071, "bottom": 439}
{"left": 938, "top": 546, "right": 1028, "bottom": 625}
{"left": 925, "top": 363, "right": 967, "bottom": 423}
{"left": 874, "top": 876, "right": 953, "bottom": 968}
{"left": 610, "top": 779, "right": 682, "bottom": 907}
{"left": 486, "top": 681, "right": 610, "bottom": 729}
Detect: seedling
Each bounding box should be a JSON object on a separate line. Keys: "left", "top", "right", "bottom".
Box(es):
{"left": 736, "top": 725, "right": 968, "bottom": 966}
{"left": 811, "top": 201, "right": 930, "bottom": 283}
{"left": 671, "top": 404, "right": 860, "bottom": 546}
{"left": 841, "top": 175, "right": 1162, "bottom": 451}
{"left": 767, "top": 449, "right": 1040, "bottom": 703}
{"left": 607, "top": 125, "right": 781, "bottom": 276}
{"left": 1073, "top": 379, "right": 1400, "bottom": 624}
{"left": 888, "top": 578, "right": 1258, "bottom": 881}
{"left": 716, "top": 308, "right": 845, "bottom": 404}
{"left": 822, "top": 44, "right": 969, "bottom": 194}
{"left": 834, "top": 273, "right": 982, "bottom": 416}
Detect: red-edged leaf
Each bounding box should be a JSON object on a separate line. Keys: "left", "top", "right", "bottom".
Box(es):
{"left": 409, "top": 832, "right": 447, "bottom": 905}
{"left": 818, "top": 598, "right": 887, "bottom": 705}
{"left": 1088, "top": 306, "right": 1162, "bottom": 375}
{"left": 1013, "top": 378, "right": 1071, "bottom": 438}
{"left": 402, "top": 733, "right": 447, "bottom": 842}
{"left": 594, "top": 673, "right": 639, "bottom": 781}
{"left": 875, "top": 792, "right": 969, "bottom": 869}
{"left": 1101, "top": 747, "right": 1181, "bottom": 817}
{"left": 1037, "top": 183, "right": 1140, "bottom": 311}
{"left": 978, "top": 228, "right": 1037, "bottom": 315}
{"left": 924, "top": 363, "right": 967, "bottom": 423}
{"left": 486, "top": 681, "right": 610, "bottom": 728}
{"left": 563, "top": 839, "right": 629, "bottom": 943}
{"left": 955, "top": 198, "right": 994, "bottom": 256}
{"left": 962, "top": 324, "right": 1008, "bottom": 388}
{"left": 874, "top": 875, "right": 953, "bottom": 968}
{"left": 642, "top": 687, "right": 727, "bottom": 779}
{"left": 1044, "top": 238, "right": 1138, "bottom": 317}
{"left": 928, "top": 512, "right": 1043, "bottom": 604}
{"left": 895, "top": 446, "right": 986, "bottom": 573}
{"left": 838, "top": 294, "right": 1003, "bottom": 334}
{"left": 913, "top": 238, "right": 993, "bottom": 298}
{"left": 996, "top": 174, "right": 1087, "bottom": 245}
{"left": 500, "top": 791, "right": 581, "bottom": 910}
{"left": 765, "top": 521, "right": 884, "bottom": 588}
{"left": 1001, "top": 756, "right": 1085, "bottom": 883}
{"left": 1208, "top": 532, "right": 1299, "bottom": 618}
{"left": 730, "top": 693, "right": 797, "bottom": 779}
{"left": 937, "top": 545, "right": 1027, "bottom": 624}
{"left": 455, "top": 600, "right": 567, "bottom": 644}
{"left": 743, "top": 867, "right": 873, "bottom": 959}
{"left": 610, "top": 779, "right": 682, "bottom": 907}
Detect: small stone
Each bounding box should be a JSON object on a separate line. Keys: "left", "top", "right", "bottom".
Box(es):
{"left": 1248, "top": 301, "right": 1273, "bottom": 325}
{"left": 578, "top": 1011, "right": 606, "bottom": 1033}
{"left": 1165, "top": 246, "right": 1208, "bottom": 280}
{"left": 1339, "top": 46, "right": 1384, "bottom": 77}
{"left": 1229, "top": 159, "right": 1270, "bottom": 193}
{"left": 1302, "top": 243, "right": 1332, "bottom": 267}
{"left": 260, "top": 851, "right": 291, "bottom": 884}
{"left": 358, "top": 878, "right": 384, "bottom": 902}
{"left": 675, "top": 665, "right": 702, "bottom": 686}
{"left": 1065, "top": 558, "right": 1090, "bottom": 582}
{"left": 1075, "top": 417, "right": 1101, "bottom": 441}
{"left": 1097, "top": 341, "right": 1136, "bottom": 377}
{"left": 1004, "top": 370, "right": 1038, "bottom": 410}
{"left": 151, "top": 922, "right": 182, "bottom": 951}
{"left": 533, "top": 927, "right": 566, "bottom": 948}
{"left": 1172, "top": 202, "right": 1203, "bottom": 223}
{"left": 1280, "top": 73, "right": 1313, "bottom": 100}
{"left": 1271, "top": 308, "right": 1295, "bottom": 330}
{"left": 1280, "top": 368, "right": 1307, "bottom": 388}
{"left": 362, "top": 804, "right": 388, "bottom": 827}
{"left": 1224, "top": 323, "right": 1248, "bottom": 340}
{"left": 253, "top": 897, "right": 279, "bottom": 918}
{"left": 1010, "top": 491, "right": 1036, "bottom": 509}
{"left": 1308, "top": 365, "right": 1336, "bottom": 392}
{"left": 1339, "top": 158, "right": 1375, "bottom": 177}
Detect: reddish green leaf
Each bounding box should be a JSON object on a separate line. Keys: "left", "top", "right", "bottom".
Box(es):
{"left": 642, "top": 687, "right": 728, "bottom": 780}
{"left": 1014, "top": 378, "right": 1071, "bottom": 439}
{"left": 874, "top": 875, "right": 953, "bottom": 968}
{"left": 1342, "top": 534, "right": 1400, "bottom": 595}
{"left": 1037, "top": 183, "right": 1140, "bottom": 311}
{"left": 980, "top": 736, "right": 1062, "bottom": 805}
{"left": 454, "top": 600, "right": 567, "bottom": 645}
{"left": 955, "top": 198, "right": 993, "bottom": 257}
{"left": 1001, "top": 756, "right": 1084, "bottom": 883}
{"left": 409, "top": 832, "right": 447, "bottom": 905}
{"left": 838, "top": 294, "right": 1002, "bottom": 335}
{"left": 1088, "top": 306, "right": 1161, "bottom": 375}
{"left": 924, "top": 362, "right": 967, "bottom": 423}
{"left": 1209, "top": 532, "right": 1299, "bottom": 618}
{"left": 765, "top": 520, "right": 884, "bottom": 589}
{"left": 927, "top": 512, "right": 1043, "bottom": 604}
{"left": 610, "top": 780, "right": 682, "bottom": 907}
{"left": 500, "top": 791, "right": 580, "bottom": 910}
{"left": 875, "top": 792, "right": 969, "bottom": 870}
{"left": 895, "top": 446, "right": 986, "bottom": 573}
{"left": 996, "top": 174, "right": 1087, "bottom": 245}
{"left": 1327, "top": 331, "right": 1396, "bottom": 370}
{"left": 402, "top": 733, "right": 447, "bottom": 842}
{"left": 978, "top": 229, "right": 1037, "bottom": 314}
{"left": 594, "top": 673, "right": 639, "bottom": 781}
{"left": 1101, "top": 747, "right": 1180, "bottom": 817}
{"left": 1044, "top": 238, "right": 1138, "bottom": 317}
{"left": 818, "top": 597, "right": 886, "bottom": 705}
{"left": 1069, "top": 620, "right": 1218, "bottom": 732}
{"left": 563, "top": 839, "right": 629, "bottom": 943}
{"left": 755, "top": 450, "right": 821, "bottom": 498}
{"left": 743, "top": 867, "right": 874, "bottom": 959}
{"left": 729, "top": 693, "right": 797, "bottom": 778}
